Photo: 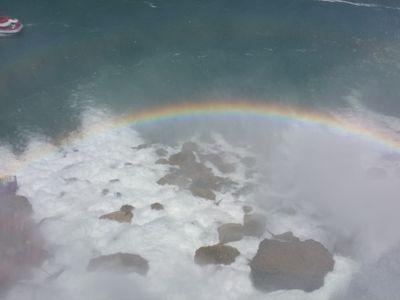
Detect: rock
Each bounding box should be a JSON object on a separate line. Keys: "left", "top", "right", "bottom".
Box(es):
{"left": 181, "top": 142, "right": 199, "bottom": 153}
{"left": 156, "top": 148, "right": 168, "bottom": 157}
{"left": 109, "top": 179, "right": 120, "bottom": 183}
{"left": 272, "top": 231, "right": 300, "bottom": 242}
{"left": 243, "top": 213, "right": 266, "bottom": 237}
{"left": 151, "top": 202, "right": 164, "bottom": 210}
{"left": 132, "top": 143, "right": 150, "bottom": 150}
{"left": 168, "top": 150, "right": 197, "bottom": 167}
{"left": 202, "top": 153, "right": 236, "bottom": 174}
{"left": 101, "top": 188, "right": 109, "bottom": 196}
{"left": 124, "top": 162, "right": 133, "bottom": 167}
{"left": 250, "top": 237, "right": 334, "bottom": 292}
{"left": 87, "top": 253, "right": 149, "bottom": 276}
{"left": 194, "top": 244, "right": 240, "bottom": 266}
{"left": 99, "top": 205, "right": 134, "bottom": 223}
{"left": 64, "top": 177, "right": 78, "bottom": 184}
{"left": 13, "top": 195, "right": 33, "bottom": 216}
{"left": 189, "top": 183, "right": 216, "bottom": 200}
{"left": 155, "top": 158, "right": 169, "bottom": 165}
{"left": 115, "top": 192, "right": 122, "bottom": 198}
{"left": 157, "top": 172, "right": 190, "bottom": 188}
{"left": 242, "top": 205, "right": 253, "bottom": 214}
{"left": 218, "top": 223, "right": 244, "bottom": 244}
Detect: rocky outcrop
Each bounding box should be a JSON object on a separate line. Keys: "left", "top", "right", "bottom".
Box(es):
{"left": 218, "top": 223, "right": 244, "bottom": 244}
{"left": 194, "top": 244, "right": 240, "bottom": 266}
{"left": 0, "top": 176, "right": 45, "bottom": 290}
{"left": 243, "top": 213, "right": 266, "bottom": 237}
{"left": 250, "top": 235, "right": 334, "bottom": 292}
{"left": 99, "top": 205, "right": 134, "bottom": 223}
{"left": 156, "top": 143, "right": 237, "bottom": 200}
{"left": 87, "top": 253, "right": 149, "bottom": 276}
{"left": 151, "top": 202, "right": 164, "bottom": 210}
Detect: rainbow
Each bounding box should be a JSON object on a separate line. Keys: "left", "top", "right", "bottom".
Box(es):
{"left": 1, "top": 100, "right": 399, "bottom": 177}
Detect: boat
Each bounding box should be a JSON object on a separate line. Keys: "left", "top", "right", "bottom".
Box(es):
{"left": 0, "top": 16, "right": 23, "bottom": 36}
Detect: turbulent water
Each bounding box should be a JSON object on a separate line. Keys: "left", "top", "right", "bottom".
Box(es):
{"left": 1, "top": 0, "right": 400, "bottom": 299}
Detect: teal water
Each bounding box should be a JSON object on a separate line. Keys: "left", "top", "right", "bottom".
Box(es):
{"left": 1, "top": 0, "right": 400, "bottom": 149}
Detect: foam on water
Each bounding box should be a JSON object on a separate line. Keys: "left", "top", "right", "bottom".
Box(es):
{"left": 4, "top": 103, "right": 400, "bottom": 299}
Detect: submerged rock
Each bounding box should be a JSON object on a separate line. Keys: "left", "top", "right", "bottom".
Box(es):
{"left": 87, "top": 253, "right": 149, "bottom": 276}
{"left": 218, "top": 223, "right": 244, "bottom": 244}
{"left": 99, "top": 205, "right": 134, "bottom": 223}
{"left": 151, "top": 202, "right": 164, "bottom": 210}
{"left": 194, "top": 244, "right": 240, "bottom": 266}
{"left": 243, "top": 213, "right": 266, "bottom": 237}
{"left": 250, "top": 236, "right": 334, "bottom": 292}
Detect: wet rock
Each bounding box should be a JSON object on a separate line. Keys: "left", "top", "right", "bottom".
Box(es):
{"left": 189, "top": 183, "right": 216, "bottom": 200}
{"left": 13, "top": 195, "right": 33, "bottom": 216}
{"left": 156, "top": 148, "right": 168, "bottom": 157}
{"left": 194, "top": 244, "right": 240, "bottom": 266}
{"left": 218, "top": 223, "right": 244, "bottom": 244}
{"left": 132, "top": 143, "right": 151, "bottom": 150}
{"left": 181, "top": 142, "right": 199, "bottom": 153}
{"left": 124, "top": 162, "right": 133, "bottom": 167}
{"left": 109, "top": 179, "right": 120, "bottom": 184}
{"left": 157, "top": 172, "right": 190, "bottom": 188}
{"left": 99, "top": 205, "right": 134, "bottom": 223}
{"left": 250, "top": 237, "right": 334, "bottom": 292}
{"left": 243, "top": 213, "right": 266, "bottom": 237}
{"left": 155, "top": 158, "right": 169, "bottom": 165}
{"left": 272, "top": 231, "right": 300, "bottom": 243}
{"left": 101, "top": 188, "right": 109, "bottom": 196}
{"left": 87, "top": 253, "right": 149, "bottom": 276}
{"left": 151, "top": 202, "right": 164, "bottom": 210}
{"left": 169, "top": 150, "right": 197, "bottom": 166}
{"left": 201, "top": 153, "right": 235, "bottom": 174}
{"left": 242, "top": 205, "right": 253, "bottom": 214}
{"left": 115, "top": 192, "right": 122, "bottom": 198}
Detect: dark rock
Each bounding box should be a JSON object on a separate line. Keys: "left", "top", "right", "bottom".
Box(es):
{"left": 218, "top": 223, "right": 244, "bottom": 244}
{"left": 115, "top": 192, "right": 122, "bottom": 198}
{"left": 101, "top": 188, "right": 109, "bottom": 196}
{"left": 189, "top": 183, "right": 216, "bottom": 200}
{"left": 272, "top": 231, "right": 300, "bottom": 243}
{"left": 250, "top": 237, "right": 334, "bottom": 292}
{"left": 242, "top": 205, "right": 253, "bottom": 214}
{"left": 156, "top": 148, "right": 168, "bottom": 157}
{"left": 151, "top": 202, "right": 164, "bottom": 210}
{"left": 169, "top": 151, "right": 197, "bottom": 167}
{"left": 194, "top": 244, "right": 240, "bottom": 266}
{"left": 201, "top": 153, "right": 235, "bottom": 174}
{"left": 13, "top": 195, "right": 33, "bottom": 216}
{"left": 124, "top": 162, "right": 133, "bottom": 167}
{"left": 99, "top": 205, "right": 133, "bottom": 223}
{"left": 109, "top": 179, "right": 120, "bottom": 184}
{"left": 181, "top": 142, "right": 199, "bottom": 153}
{"left": 87, "top": 253, "right": 149, "bottom": 276}
{"left": 155, "top": 158, "right": 169, "bottom": 165}
{"left": 157, "top": 172, "right": 190, "bottom": 188}
{"left": 243, "top": 213, "right": 266, "bottom": 237}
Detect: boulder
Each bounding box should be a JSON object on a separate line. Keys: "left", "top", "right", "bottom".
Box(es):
{"left": 272, "top": 231, "right": 300, "bottom": 243}
{"left": 87, "top": 253, "right": 149, "bottom": 276}
{"left": 101, "top": 188, "right": 109, "bottom": 196}
{"left": 99, "top": 205, "right": 134, "bottom": 223}
{"left": 243, "top": 213, "right": 266, "bottom": 237}
{"left": 194, "top": 244, "right": 240, "bottom": 266}
{"left": 218, "top": 223, "right": 244, "bottom": 244}
{"left": 151, "top": 202, "right": 164, "bottom": 210}
{"left": 168, "top": 151, "right": 197, "bottom": 167}
{"left": 250, "top": 237, "right": 334, "bottom": 292}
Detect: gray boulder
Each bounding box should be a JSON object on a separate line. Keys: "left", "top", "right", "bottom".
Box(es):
{"left": 250, "top": 237, "right": 334, "bottom": 292}
{"left": 218, "top": 223, "right": 244, "bottom": 244}
{"left": 243, "top": 213, "right": 266, "bottom": 237}
{"left": 194, "top": 244, "right": 240, "bottom": 266}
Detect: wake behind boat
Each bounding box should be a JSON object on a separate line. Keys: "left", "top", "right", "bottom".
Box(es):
{"left": 0, "top": 16, "right": 23, "bottom": 36}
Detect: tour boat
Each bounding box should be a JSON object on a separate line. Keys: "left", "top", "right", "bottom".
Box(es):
{"left": 0, "top": 16, "right": 23, "bottom": 36}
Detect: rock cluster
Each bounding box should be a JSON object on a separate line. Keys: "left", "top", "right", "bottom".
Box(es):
{"left": 157, "top": 142, "right": 236, "bottom": 200}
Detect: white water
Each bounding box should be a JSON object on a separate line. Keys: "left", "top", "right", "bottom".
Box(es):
{"left": 2, "top": 100, "right": 400, "bottom": 299}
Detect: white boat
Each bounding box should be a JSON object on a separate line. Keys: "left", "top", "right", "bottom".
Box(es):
{"left": 0, "top": 16, "right": 23, "bottom": 36}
